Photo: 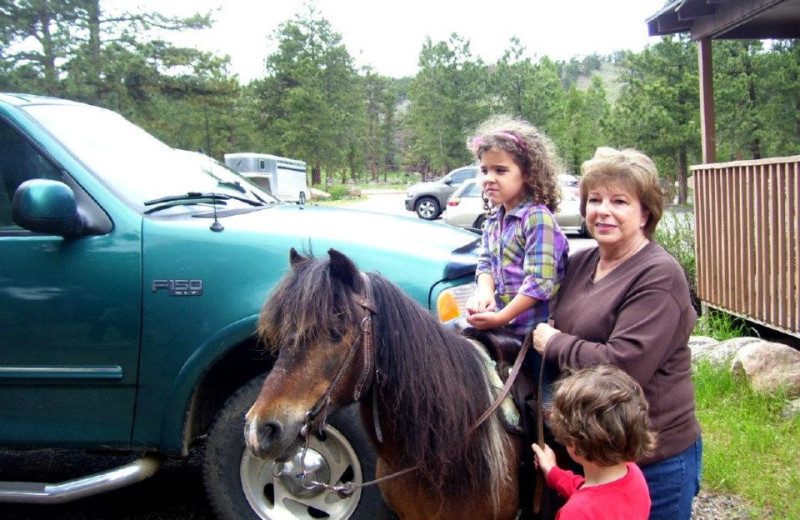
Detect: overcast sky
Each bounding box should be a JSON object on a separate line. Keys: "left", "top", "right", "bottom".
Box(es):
{"left": 115, "top": 0, "right": 669, "bottom": 82}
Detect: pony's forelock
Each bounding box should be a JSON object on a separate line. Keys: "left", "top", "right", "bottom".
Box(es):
{"left": 257, "top": 257, "right": 361, "bottom": 354}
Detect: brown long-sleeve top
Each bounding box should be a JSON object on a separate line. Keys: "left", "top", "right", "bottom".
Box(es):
{"left": 544, "top": 241, "right": 701, "bottom": 466}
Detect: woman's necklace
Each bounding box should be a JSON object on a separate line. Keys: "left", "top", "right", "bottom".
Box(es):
{"left": 595, "top": 237, "right": 649, "bottom": 281}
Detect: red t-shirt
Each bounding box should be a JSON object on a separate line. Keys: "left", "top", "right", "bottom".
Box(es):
{"left": 547, "top": 462, "right": 650, "bottom": 520}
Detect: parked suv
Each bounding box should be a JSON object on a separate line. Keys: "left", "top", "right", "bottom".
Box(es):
{"left": 0, "top": 93, "right": 480, "bottom": 520}
{"left": 404, "top": 165, "right": 478, "bottom": 220}
{"left": 443, "top": 178, "right": 589, "bottom": 236}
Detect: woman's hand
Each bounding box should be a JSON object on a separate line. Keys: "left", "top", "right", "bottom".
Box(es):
{"left": 533, "top": 322, "right": 560, "bottom": 354}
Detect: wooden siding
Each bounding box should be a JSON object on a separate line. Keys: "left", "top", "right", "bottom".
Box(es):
{"left": 693, "top": 156, "right": 800, "bottom": 337}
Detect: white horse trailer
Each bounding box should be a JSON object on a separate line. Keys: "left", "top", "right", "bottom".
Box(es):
{"left": 224, "top": 153, "right": 309, "bottom": 204}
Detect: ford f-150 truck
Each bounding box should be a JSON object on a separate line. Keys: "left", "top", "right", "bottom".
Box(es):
{"left": 0, "top": 93, "right": 479, "bottom": 520}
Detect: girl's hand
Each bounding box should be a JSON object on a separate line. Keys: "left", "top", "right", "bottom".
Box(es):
{"left": 533, "top": 322, "right": 559, "bottom": 354}
{"left": 466, "top": 293, "right": 496, "bottom": 315}
{"left": 465, "top": 311, "right": 504, "bottom": 330}
{"left": 531, "top": 443, "right": 557, "bottom": 476}
{"left": 469, "top": 273, "right": 496, "bottom": 315}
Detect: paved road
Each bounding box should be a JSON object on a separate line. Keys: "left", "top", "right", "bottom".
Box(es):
{"left": 1, "top": 191, "right": 595, "bottom": 519}
{"left": 344, "top": 190, "right": 597, "bottom": 252}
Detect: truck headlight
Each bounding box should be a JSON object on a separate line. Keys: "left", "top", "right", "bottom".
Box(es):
{"left": 436, "top": 283, "right": 476, "bottom": 322}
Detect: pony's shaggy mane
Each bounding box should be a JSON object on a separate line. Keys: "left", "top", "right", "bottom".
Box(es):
{"left": 368, "top": 273, "right": 512, "bottom": 501}
{"left": 257, "top": 255, "right": 513, "bottom": 506}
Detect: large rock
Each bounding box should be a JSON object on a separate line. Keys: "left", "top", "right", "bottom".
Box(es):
{"left": 693, "top": 337, "right": 761, "bottom": 366}
{"left": 310, "top": 187, "right": 331, "bottom": 200}
{"left": 731, "top": 341, "right": 800, "bottom": 398}
{"left": 688, "top": 336, "right": 719, "bottom": 361}
{"left": 782, "top": 398, "right": 800, "bottom": 420}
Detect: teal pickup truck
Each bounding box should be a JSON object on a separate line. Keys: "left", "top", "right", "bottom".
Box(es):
{"left": 0, "top": 93, "right": 479, "bottom": 520}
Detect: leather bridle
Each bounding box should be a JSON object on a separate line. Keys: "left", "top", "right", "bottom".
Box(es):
{"left": 300, "top": 272, "right": 378, "bottom": 440}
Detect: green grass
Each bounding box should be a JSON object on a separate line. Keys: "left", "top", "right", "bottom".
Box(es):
{"left": 655, "top": 210, "right": 697, "bottom": 301}
{"left": 694, "top": 362, "right": 800, "bottom": 519}
{"left": 694, "top": 310, "right": 756, "bottom": 340}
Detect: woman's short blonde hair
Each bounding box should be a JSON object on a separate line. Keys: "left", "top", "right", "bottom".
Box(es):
{"left": 580, "top": 147, "right": 664, "bottom": 239}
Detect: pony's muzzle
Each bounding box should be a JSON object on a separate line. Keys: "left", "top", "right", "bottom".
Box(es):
{"left": 244, "top": 417, "right": 287, "bottom": 460}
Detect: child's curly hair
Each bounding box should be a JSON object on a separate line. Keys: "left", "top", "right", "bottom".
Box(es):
{"left": 467, "top": 115, "right": 561, "bottom": 213}
{"left": 548, "top": 365, "right": 657, "bottom": 466}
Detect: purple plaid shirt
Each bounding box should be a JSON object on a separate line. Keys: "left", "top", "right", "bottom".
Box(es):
{"left": 476, "top": 200, "right": 569, "bottom": 336}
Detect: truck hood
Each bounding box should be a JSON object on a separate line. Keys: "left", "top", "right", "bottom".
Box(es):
{"left": 225, "top": 203, "right": 479, "bottom": 276}
{"left": 144, "top": 203, "right": 480, "bottom": 307}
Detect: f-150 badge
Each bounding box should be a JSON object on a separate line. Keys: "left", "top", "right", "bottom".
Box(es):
{"left": 151, "top": 279, "right": 203, "bottom": 296}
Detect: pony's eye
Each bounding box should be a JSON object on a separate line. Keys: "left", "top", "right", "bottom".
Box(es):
{"left": 328, "top": 328, "right": 343, "bottom": 342}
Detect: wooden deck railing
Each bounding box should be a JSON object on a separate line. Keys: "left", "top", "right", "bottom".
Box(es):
{"left": 693, "top": 156, "right": 800, "bottom": 338}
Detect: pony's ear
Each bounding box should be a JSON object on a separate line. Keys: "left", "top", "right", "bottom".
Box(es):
{"left": 328, "top": 248, "right": 359, "bottom": 289}
{"left": 289, "top": 248, "right": 308, "bottom": 268}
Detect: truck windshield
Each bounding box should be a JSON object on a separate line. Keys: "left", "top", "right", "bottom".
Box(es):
{"left": 23, "top": 103, "right": 274, "bottom": 210}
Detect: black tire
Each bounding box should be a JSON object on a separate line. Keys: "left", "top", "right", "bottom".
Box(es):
{"left": 203, "top": 375, "right": 394, "bottom": 520}
{"left": 414, "top": 197, "right": 440, "bottom": 220}
{"left": 298, "top": 192, "right": 306, "bottom": 205}
{"left": 472, "top": 214, "right": 486, "bottom": 231}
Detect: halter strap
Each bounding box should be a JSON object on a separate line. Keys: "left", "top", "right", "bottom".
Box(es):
{"left": 303, "top": 272, "right": 377, "bottom": 436}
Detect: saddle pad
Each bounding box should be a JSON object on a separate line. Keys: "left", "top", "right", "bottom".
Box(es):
{"left": 466, "top": 338, "right": 521, "bottom": 429}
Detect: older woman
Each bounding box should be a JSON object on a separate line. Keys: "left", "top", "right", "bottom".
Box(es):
{"left": 533, "top": 147, "right": 702, "bottom": 520}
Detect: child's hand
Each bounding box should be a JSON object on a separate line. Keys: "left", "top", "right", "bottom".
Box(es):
{"left": 531, "top": 443, "right": 557, "bottom": 476}
{"left": 466, "top": 311, "right": 505, "bottom": 330}
{"left": 466, "top": 293, "right": 496, "bottom": 315}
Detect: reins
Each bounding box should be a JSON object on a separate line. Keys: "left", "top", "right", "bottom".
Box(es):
{"left": 291, "top": 272, "right": 531, "bottom": 499}
{"left": 468, "top": 333, "right": 530, "bottom": 435}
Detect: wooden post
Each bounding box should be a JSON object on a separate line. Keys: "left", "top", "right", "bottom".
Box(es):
{"left": 698, "top": 38, "right": 716, "bottom": 164}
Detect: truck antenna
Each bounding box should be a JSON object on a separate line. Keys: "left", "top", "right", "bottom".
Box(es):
{"left": 210, "top": 193, "right": 224, "bottom": 232}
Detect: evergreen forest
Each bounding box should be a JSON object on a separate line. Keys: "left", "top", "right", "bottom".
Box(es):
{"left": 2, "top": 1, "right": 799, "bottom": 204}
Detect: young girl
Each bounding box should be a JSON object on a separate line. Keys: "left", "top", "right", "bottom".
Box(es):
{"left": 532, "top": 365, "right": 657, "bottom": 520}
{"left": 465, "top": 115, "right": 569, "bottom": 338}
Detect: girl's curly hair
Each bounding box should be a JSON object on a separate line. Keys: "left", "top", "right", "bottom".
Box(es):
{"left": 467, "top": 115, "right": 562, "bottom": 213}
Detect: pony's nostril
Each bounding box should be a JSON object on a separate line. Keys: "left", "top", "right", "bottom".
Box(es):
{"left": 259, "top": 421, "right": 282, "bottom": 445}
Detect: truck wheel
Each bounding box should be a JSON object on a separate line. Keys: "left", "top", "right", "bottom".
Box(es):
{"left": 414, "top": 197, "right": 440, "bottom": 220}
{"left": 203, "top": 376, "right": 395, "bottom": 520}
{"left": 298, "top": 192, "right": 306, "bottom": 205}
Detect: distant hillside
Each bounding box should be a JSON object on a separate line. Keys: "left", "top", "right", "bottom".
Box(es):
{"left": 575, "top": 61, "right": 624, "bottom": 103}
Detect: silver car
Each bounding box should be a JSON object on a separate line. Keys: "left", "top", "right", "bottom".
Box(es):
{"left": 443, "top": 178, "right": 588, "bottom": 236}
{"left": 404, "top": 166, "right": 478, "bottom": 220}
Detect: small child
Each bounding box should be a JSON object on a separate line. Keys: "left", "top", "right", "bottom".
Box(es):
{"left": 465, "top": 115, "right": 569, "bottom": 337}
{"left": 532, "top": 365, "right": 657, "bottom": 520}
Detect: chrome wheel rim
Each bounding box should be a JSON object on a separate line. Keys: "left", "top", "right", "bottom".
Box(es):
{"left": 240, "top": 425, "right": 363, "bottom": 519}
{"left": 417, "top": 200, "right": 436, "bottom": 219}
